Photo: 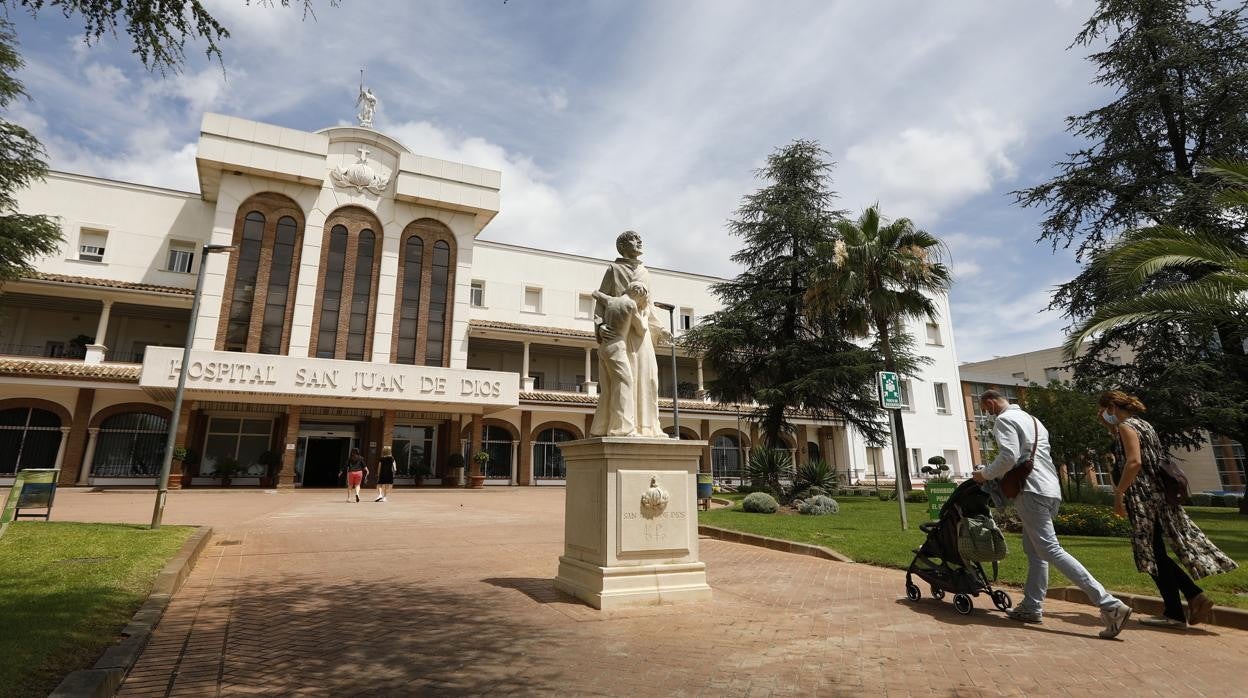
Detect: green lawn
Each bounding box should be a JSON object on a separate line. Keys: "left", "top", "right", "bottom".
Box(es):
{"left": 702, "top": 496, "right": 1248, "bottom": 609}
{"left": 0, "top": 522, "right": 194, "bottom": 698}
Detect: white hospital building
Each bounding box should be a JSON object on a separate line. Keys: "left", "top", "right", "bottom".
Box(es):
{"left": 0, "top": 114, "right": 971, "bottom": 489}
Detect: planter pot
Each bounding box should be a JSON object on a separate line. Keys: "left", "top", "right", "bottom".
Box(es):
{"left": 468, "top": 475, "right": 487, "bottom": 489}
{"left": 167, "top": 473, "right": 183, "bottom": 490}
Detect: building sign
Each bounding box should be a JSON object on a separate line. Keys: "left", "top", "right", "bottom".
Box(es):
{"left": 0, "top": 469, "right": 60, "bottom": 524}
{"left": 878, "top": 371, "right": 902, "bottom": 410}
{"left": 140, "top": 347, "right": 519, "bottom": 408}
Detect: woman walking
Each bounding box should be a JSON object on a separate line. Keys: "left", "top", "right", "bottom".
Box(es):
{"left": 1100, "top": 390, "right": 1238, "bottom": 628}
{"left": 375, "top": 446, "right": 396, "bottom": 502}
{"left": 342, "top": 448, "right": 368, "bottom": 503}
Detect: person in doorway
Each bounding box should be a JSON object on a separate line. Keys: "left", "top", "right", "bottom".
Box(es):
{"left": 375, "top": 446, "right": 396, "bottom": 502}
{"left": 341, "top": 448, "right": 368, "bottom": 503}
{"left": 973, "top": 389, "right": 1133, "bottom": 638}
{"left": 1099, "top": 390, "right": 1237, "bottom": 628}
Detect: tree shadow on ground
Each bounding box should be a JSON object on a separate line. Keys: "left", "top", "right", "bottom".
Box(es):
{"left": 482, "top": 576, "right": 576, "bottom": 607}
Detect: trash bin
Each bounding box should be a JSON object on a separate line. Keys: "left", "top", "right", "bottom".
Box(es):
{"left": 697, "top": 473, "right": 714, "bottom": 501}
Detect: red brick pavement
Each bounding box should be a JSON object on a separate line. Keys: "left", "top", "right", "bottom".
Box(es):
{"left": 44, "top": 488, "right": 1246, "bottom": 696}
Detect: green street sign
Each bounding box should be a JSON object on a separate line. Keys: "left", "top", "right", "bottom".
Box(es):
{"left": 878, "top": 371, "right": 902, "bottom": 409}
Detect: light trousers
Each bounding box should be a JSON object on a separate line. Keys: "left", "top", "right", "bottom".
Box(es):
{"left": 1014, "top": 493, "right": 1119, "bottom": 613}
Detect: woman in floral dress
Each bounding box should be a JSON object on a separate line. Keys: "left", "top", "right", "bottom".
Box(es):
{"left": 1099, "top": 390, "right": 1238, "bottom": 628}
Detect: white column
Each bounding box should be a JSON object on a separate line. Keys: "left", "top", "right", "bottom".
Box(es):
{"left": 85, "top": 300, "right": 113, "bottom": 363}
{"left": 78, "top": 427, "right": 100, "bottom": 485}
{"left": 582, "top": 346, "right": 598, "bottom": 396}
{"left": 695, "top": 356, "right": 706, "bottom": 400}
{"left": 521, "top": 341, "right": 535, "bottom": 391}
{"left": 53, "top": 426, "right": 71, "bottom": 471}
{"left": 510, "top": 441, "right": 519, "bottom": 485}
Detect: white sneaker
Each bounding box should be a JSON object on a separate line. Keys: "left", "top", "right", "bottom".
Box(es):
{"left": 379, "top": 497, "right": 387, "bottom": 502}
{"left": 1099, "top": 602, "right": 1132, "bottom": 639}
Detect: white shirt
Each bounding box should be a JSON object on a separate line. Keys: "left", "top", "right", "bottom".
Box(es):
{"left": 982, "top": 404, "right": 1062, "bottom": 499}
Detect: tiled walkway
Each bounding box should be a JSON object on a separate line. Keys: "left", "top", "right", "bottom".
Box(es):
{"left": 47, "top": 488, "right": 1247, "bottom": 696}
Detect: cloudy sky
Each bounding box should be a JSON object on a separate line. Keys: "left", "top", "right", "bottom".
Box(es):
{"left": 11, "top": 0, "right": 1106, "bottom": 362}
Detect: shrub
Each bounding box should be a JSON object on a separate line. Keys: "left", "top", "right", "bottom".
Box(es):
{"left": 1210, "top": 495, "right": 1227, "bottom": 507}
{"left": 1225, "top": 494, "right": 1243, "bottom": 508}
{"left": 877, "top": 489, "right": 896, "bottom": 501}
{"left": 1052, "top": 504, "right": 1132, "bottom": 537}
{"left": 746, "top": 446, "right": 793, "bottom": 498}
{"left": 798, "top": 495, "right": 840, "bottom": 515}
{"left": 741, "top": 492, "right": 779, "bottom": 514}
{"left": 1189, "top": 493, "right": 1212, "bottom": 507}
{"left": 792, "top": 459, "right": 838, "bottom": 499}
{"left": 904, "top": 490, "right": 928, "bottom": 503}
{"left": 1065, "top": 485, "right": 1115, "bottom": 506}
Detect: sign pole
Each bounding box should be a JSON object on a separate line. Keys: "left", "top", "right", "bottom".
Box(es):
{"left": 877, "top": 371, "right": 908, "bottom": 531}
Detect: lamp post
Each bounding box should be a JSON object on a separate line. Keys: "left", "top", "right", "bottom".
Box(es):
{"left": 151, "top": 243, "right": 233, "bottom": 529}
{"left": 653, "top": 302, "right": 680, "bottom": 440}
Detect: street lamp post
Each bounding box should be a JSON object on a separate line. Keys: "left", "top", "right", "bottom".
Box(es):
{"left": 653, "top": 302, "right": 680, "bottom": 439}
{"left": 151, "top": 243, "right": 233, "bottom": 530}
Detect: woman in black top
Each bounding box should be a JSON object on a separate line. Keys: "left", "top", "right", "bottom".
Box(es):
{"left": 341, "top": 448, "right": 368, "bottom": 503}
{"left": 375, "top": 446, "right": 396, "bottom": 502}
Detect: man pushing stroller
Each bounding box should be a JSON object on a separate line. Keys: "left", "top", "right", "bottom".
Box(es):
{"left": 972, "top": 390, "right": 1132, "bottom": 639}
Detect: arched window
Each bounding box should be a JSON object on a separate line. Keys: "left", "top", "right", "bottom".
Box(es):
{"left": 712, "top": 433, "right": 745, "bottom": 480}
{"left": 313, "top": 208, "right": 381, "bottom": 360}
{"left": 807, "top": 442, "right": 821, "bottom": 462}
{"left": 259, "top": 215, "right": 299, "bottom": 354}
{"left": 93, "top": 412, "right": 169, "bottom": 478}
{"left": 219, "top": 194, "right": 305, "bottom": 354}
{"left": 316, "top": 225, "right": 349, "bottom": 358}
{"left": 225, "top": 212, "right": 264, "bottom": 350}
{"left": 0, "top": 408, "right": 61, "bottom": 475}
{"left": 395, "top": 235, "right": 424, "bottom": 364}
{"left": 424, "top": 240, "right": 450, "bottom": 366}
{"left": 390, "top": 220, "right": 456, "bottom": 366}
{"left": 481, "top": 425, "right": 512, "bottom": 479}
{"left": 533, "top": 428, "right": 575, "bottom": 480}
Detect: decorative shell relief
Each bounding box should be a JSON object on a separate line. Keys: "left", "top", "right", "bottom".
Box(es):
{"left": 330, "top": 146, "right": 390, "bottom": 196}
{"left": 639, "top": 475, "right": 669, "bottom": 513}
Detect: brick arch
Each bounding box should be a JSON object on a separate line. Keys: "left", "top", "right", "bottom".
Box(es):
{"left": 531, "top": 420, "right": 584, "bottom": 441}
{"left": 709, "top": 427, "right": 750, "bottom": 448}
{"left": 663, "top": 425, "right": 700, "bottom": 441}
{"left": 0, "top": 398, "right": 72, "bottom": 426}
{"left": 217, "top": 192, "right": 306, "bottom": 353}
{"left": 310, "top": 205, "right": 384, "bottom": 360}
{"left": 392, "top": 218, "right": 458, "bottom": 366}
{"left": 461, "top": 418, "right": 520, "bottom": 442}
{"left": 89, "top": 403, "right": 172, "bottom": 429}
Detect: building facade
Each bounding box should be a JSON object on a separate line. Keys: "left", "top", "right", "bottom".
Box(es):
{"left": 0, "top": 114, "right": 971, "bottom": 489}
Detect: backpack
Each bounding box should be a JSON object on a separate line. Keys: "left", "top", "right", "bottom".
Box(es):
{"left": 957, "top": 513, "right": 1009, "bottom": 563}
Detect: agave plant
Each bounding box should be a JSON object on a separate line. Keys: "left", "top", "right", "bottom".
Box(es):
{"left": 792, "top": 458, "right": 839, "bottom": 499}
{"left": 746, "top": 446, "right": 793, "bottom": 498}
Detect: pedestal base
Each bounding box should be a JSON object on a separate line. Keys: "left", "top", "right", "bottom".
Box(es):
{"left": 553, "top": 436, "right": 712, "bottom": 610}
{"left": 555, "top": 555, "right": 711, "bottom": 610}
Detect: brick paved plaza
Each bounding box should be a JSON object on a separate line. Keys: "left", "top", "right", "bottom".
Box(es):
{"left": 45, "top": 489, "right": 1248, "bottom": 696}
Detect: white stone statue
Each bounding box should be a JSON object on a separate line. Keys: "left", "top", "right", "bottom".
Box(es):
{"left": 356, "top": 85, "right": 377, "bottom": 128}
{"left": 589, "top": 231, "right": 670, "bottom": 438}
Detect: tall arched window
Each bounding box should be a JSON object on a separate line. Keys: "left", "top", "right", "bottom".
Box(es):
{"left": 346, "top": 229, "right": 376, "bottom": 361}
{"left": 259, "top": 216, "right": 299, "bottom": 354}
{"left": 475, "top": 425, "right": 513, "bottom": 480}
{"left": 225, "top": 212, "right": 264, "bottom": 350}
{"left": 391, "top": 219, "right": 456, "bottom": 366}
{"left": 395, "top": 235, "right": 424, "bottom": 364}
{"left": 316, "top": 225, "right": 348, "bottom": 358}
{"left": 0, "top": 408, "right": 61, "bottom": 475}
{"left": 312, "top": 208, "right": 382, "bottom": 360}
{"left": 533, "top": 427, "right": 575, "bottom": 480}
{"left": 425, "top": 240, "right": 450, "bottom": 366}
{"left": 219, "top": 194, "right": 305, "bottom": 354}
{"left": 93, "top": 412, "right": 169, "bottom": 478}
{"left": 712, "top": 433, "right": 745, "bottom": 480}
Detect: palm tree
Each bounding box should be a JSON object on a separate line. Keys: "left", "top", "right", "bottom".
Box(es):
{"left": 1064, "top": 162, "right": 1248, "bottom": 353}
{"left": 1064, "top": 162, "right": 1248, "bottom": 513}
{"left": 806, "top": 205, "right": 952, "bottom": 490}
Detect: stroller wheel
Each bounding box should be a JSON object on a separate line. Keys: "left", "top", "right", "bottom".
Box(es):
{"left": 991, "top": 590, "right": 1013, "bottom": 611}
{"left": 953, "top": 593, "right": 973, "bottom": 615}
{"left": 905, "top": 583, "right": 921, "bottom": 602}
{"left": 930, "top": 586, "right": 945, "bottom": 600}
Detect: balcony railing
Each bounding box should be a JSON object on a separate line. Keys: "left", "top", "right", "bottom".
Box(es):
{"left": 0, "top": 343, "right": 85, "bottom": 360}
{"left": 104, "top": 349, "right": 146, "bottom": 364}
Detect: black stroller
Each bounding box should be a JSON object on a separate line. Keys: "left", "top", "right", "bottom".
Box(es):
{"left": 904, "top": 479, "right": 1013, "bottom": 615}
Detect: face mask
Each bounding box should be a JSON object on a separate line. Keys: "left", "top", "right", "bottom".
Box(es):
{"left": 1102, "top": 409, "right": 1119, "bottom": 426}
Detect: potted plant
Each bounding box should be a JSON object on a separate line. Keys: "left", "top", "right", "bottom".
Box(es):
{"left": 412, "top": 460, "right": 432, "bottom": 487}
{"left": 443, "top": 453, "right": 465, "bottom": 487}
{"left": 469, "top": 450, "right": 490, "bottom": 489}
{"left": 921, "top": 456, "right": 956, "bottom": 519}
{"left": 170, "top": 446, "right": 196, "bottom": 489}
{"left": 211, "top": 457, "right": 242, "bottom": 487}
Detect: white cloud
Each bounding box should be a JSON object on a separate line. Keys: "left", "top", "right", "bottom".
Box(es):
{"left": 951, "top": 283, "right": 1069, "bottom": 361}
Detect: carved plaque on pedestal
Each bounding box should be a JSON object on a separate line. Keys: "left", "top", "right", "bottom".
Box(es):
{"left": 617, "top": 470, "right": 691, "bottom": 556}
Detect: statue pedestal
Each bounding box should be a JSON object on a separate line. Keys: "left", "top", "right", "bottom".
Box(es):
{"left": 554, "top": 437, "right": 712, "bottom": 610}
